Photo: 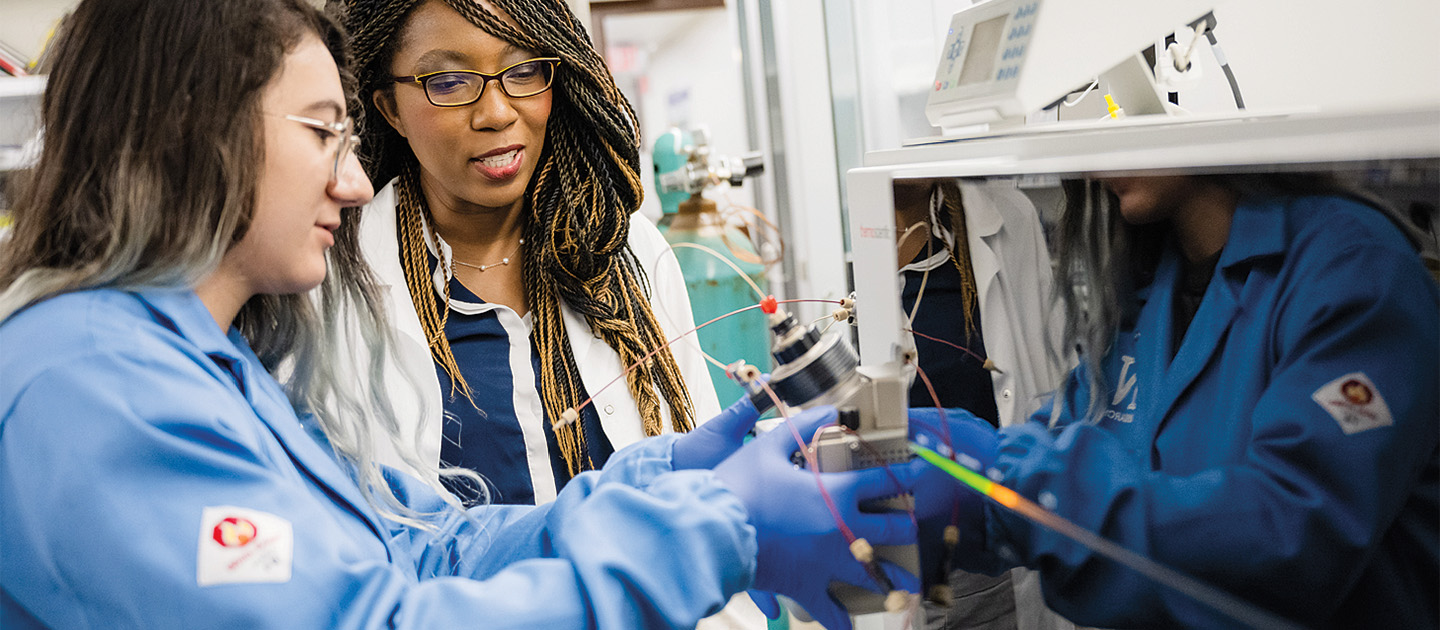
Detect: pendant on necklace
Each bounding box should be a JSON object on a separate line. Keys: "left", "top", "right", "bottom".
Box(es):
{"left": 453, "top": 237, "right": 525, "bottom": 272}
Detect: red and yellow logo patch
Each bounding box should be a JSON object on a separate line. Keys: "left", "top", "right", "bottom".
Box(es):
{"left": 1313, "top": 372, "right": 1392, "bottom": 435}
{"left": 1340, "top": 379, "right": 1373, "bottom": 406}
{"left": 198, "top": 506, "right": 292, "bottom": 586}
{"left": 212, "top": 517, "right": 257, "bottom": 548}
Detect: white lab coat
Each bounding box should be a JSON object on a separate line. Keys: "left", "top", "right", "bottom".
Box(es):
{"left": 957, "top": 180, "right": 1071, "bottom": 429}
{"left": 356, "top": 180, "right": 722, "bottom": 484}
{"left": 354, "top": 181, "right": 763, "bottom": 629}
{"left": 903, "top": 179, "right": 1075, "bottom": 630}
{"left": 963, "top": 180, "right": 1075, "bottom": 630}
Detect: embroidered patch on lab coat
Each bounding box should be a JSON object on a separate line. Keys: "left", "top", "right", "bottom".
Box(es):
{"left": 1311, "top": 372, "right": 1394, "bottom": 435}
{"left": 197, "top": 506, "right": 293, "bottom": 586}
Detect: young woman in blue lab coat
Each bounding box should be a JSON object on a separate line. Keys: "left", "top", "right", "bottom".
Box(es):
{"left": 0, "top": 1, "right": 925, "bottom": 628}
{"left": 911, "top": 174, "right": 1438, "bottom": 628}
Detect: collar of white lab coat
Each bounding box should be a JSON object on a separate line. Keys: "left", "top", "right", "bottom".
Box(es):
{"left": 895, "top": 180, "right": 1007, "bottom": 274}
{"left": 359, "top": 183, "right": 428, "bottom": 345}
{"left": 416, "top": 201, "right": 516, "bottom": 318}
{"left": 357, "top": 180, "right": 661, "bottom": 453}
{"left": 957, "top": 180, "right": 1006, "bottom": 239}
{"left": 898, "top": 248, "right": 951, "bottom": 274}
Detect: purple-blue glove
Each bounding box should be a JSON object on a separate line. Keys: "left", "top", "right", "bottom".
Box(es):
{"left": 907, "top": 407, "right": 1000, "bottom": 486}
{"left": 749, "top": 591, "right": 782, "bottom": 620}
{"left": 907, "top": 407, "right": 1003, "bottom": 585}
{"left": 715, "top": 406, "right": 926, "bottom": 630}
{"left": 672, "top": 395, "right": 760, "bottom": 470}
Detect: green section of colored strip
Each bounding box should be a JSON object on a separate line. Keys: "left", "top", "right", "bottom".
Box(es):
{"left": 909, "top": 442, "right": 992, "bottom": 495}
{"left": 910, "top": 444, "right": 1305, "bottom": 629}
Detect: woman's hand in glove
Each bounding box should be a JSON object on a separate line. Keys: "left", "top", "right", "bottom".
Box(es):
{"left": 672, "top": 395, "right": 761, "bottom": 471}
{"left": 907, "top": 407, "right": 1006, "bottom": 580}
{"left": 715, "top": 405, "right": 927, "bottom": 630}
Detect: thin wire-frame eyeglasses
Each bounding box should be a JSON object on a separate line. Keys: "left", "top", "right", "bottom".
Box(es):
{"left": 283, "top": 114, "right": 360, "bottom": 181}
{"left": 391, "top": 57, "right": 561, "bottom": 107}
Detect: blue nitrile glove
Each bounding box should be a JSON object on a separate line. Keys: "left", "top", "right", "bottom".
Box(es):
{"left": 907, "top": 407, "right": 1000, "bottom": 503}
{"left": 715, "top": 406, "right": 927, "bottom": 630}
{"left": 749, "top": 591, "right": 781, "bottom": 620}
{"left": 673, "top": 395, "right": 761, "bottom": 470}
{"left": 906, "top": 407, "right": 1004, "bottom": 586}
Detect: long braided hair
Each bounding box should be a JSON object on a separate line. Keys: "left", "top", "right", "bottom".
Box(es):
{"left": 333, "top": 0, "right": 695, "bottom": 474}
{"left": 929, "top": 181, "right": 980, "bottom": 339}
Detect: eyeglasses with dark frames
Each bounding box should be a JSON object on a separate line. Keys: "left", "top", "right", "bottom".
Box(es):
{"left": 282, "top": 114, "right": 360, "bottom": 182}
{"left": 391, "top": 57, "right": 561, "bottom": 107}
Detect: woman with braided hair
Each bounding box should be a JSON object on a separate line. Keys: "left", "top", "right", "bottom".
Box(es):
{"left": 0, "top": 0, "right": 928, "bottom": 628}
{"left": 331, "top": 0, "right": 722, "bottom": 512}
{"left": 332, "top": 0, "right": 771, "bottom": 624}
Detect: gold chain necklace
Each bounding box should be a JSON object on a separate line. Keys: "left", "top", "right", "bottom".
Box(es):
{"left": 452, "top": 238, "right": 525, "bottom": 272}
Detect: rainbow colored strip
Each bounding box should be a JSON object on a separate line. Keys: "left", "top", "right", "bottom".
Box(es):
{"left": 908, "top": 442, "right": 1304, "bottom": 630}
{"left": 909, "top": 443, "right": 1020, "bottom": 509}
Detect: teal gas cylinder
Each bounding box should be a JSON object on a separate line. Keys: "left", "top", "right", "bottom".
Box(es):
{"left": 651, "top": 127, "right": 692, "bottom": 234}
{"left": 664, "top": 195, "right": 771, "bottom": 404}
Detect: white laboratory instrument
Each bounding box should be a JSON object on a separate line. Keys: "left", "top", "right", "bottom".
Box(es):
{"left": 925, "top": 0, "right": 1215, "bottom": 129}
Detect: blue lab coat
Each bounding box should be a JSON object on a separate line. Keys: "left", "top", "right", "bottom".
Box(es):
{"left": 978, "top": 195, "right": 1439, "bottom": 628}
{"left": 0, "top": 288, "right": 757, "bottom": 629}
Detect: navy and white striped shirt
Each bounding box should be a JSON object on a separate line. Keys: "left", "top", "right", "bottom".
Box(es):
{"left": 432, "top": 266, "right": 613, "bottom": 507}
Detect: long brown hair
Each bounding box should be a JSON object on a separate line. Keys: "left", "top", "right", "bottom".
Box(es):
{"left": 0, "top": 0, "right": 469, "bottom": 527}
{"left": 335, "top": 0, "right": 695, "bottom": 474}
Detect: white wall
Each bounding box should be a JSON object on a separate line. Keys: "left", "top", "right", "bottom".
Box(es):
{"left": 843, "top": 0, "right": 1440, "bottom": 154}
{"left": 609, "top": 1, "right": 851, "bottom": 318}
{"left": 1211, "top": 0, "right": 1440, "bottom": 113}
{"left": 635, "top": 10, "right": 749, "bottom": 158}
{"left": 0, "top": 0, "right": 77, "bottom": 64}
{"left": 605, "top": 8, "right": 756, "bottom": 223}
{"left": 763, "top": 0, "right": 850, "bottom": 313}
{"left": 851, "top": 0, "right": 973, "bottom": 152}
